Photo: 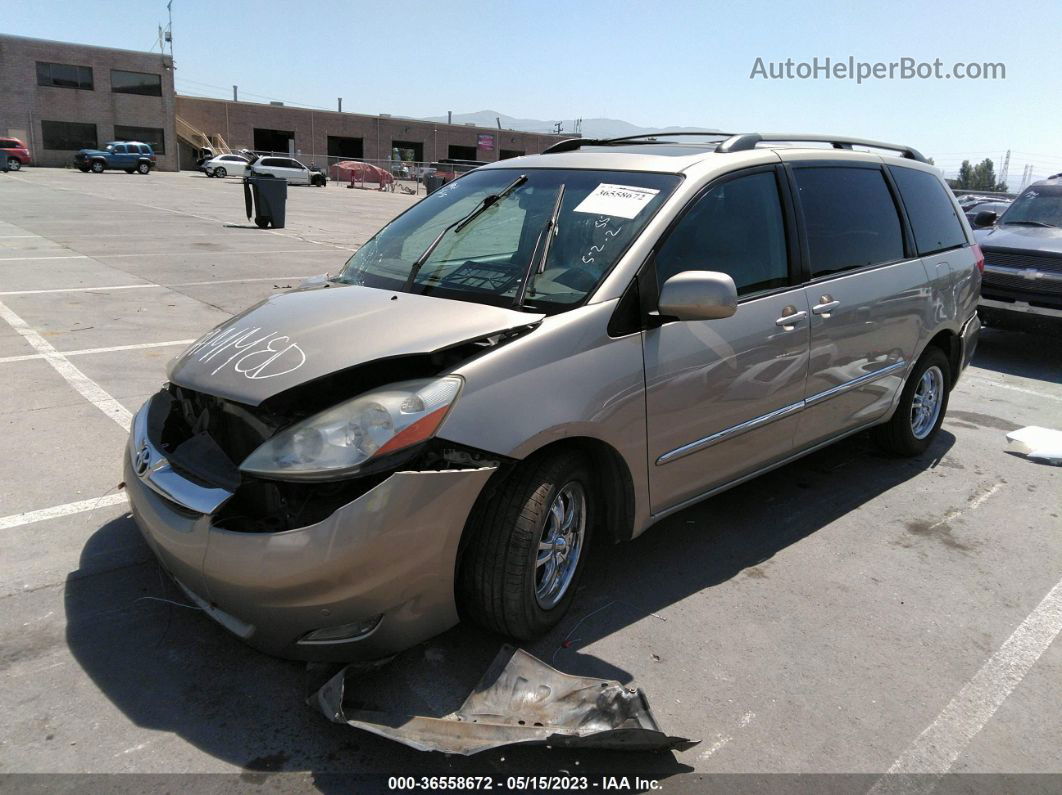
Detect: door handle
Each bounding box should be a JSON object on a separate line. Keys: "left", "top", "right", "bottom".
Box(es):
{"left": 775, "top": 310, "right": 807, "bottom": 328}
{"left": 812, "top": 300, "right": 841, "bottom": 315}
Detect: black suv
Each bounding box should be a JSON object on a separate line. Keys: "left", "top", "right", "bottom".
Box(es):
{"left": 974, "top": 175, "right": 1062, "bottom": 332}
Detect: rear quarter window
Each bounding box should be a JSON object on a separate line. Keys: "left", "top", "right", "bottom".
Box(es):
{"left": 889, "top": 166, "right": 967, "bottom": 254}
{"left": 793, "top": 166, "right": 905, "bottom": 278}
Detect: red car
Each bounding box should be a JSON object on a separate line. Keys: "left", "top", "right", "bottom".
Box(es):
{"left": 0, "top": 137, "right": 32, "bottom": 171}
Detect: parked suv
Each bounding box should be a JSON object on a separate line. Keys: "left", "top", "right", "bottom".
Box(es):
{"left": 0, "top": 137, "right": 32, "bottom": 170}
{"left": 974, "top": 176, "right": 1062, "bottom": 331}
{"left": 124, "top": 132, "right": 981, "bottom": 661}
{"left": 73, "top": 141, "right": 156, "bottom": 174}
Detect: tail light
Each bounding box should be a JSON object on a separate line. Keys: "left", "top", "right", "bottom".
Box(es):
{"left": 971, "top": 243, "right": 984, "bottom": 273}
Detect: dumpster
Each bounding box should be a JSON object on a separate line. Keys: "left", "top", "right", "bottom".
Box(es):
{"left": 243, "top": 171, "right": 287, "bottom": 229}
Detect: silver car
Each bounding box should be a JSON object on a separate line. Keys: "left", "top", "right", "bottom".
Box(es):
{"left": 125, "top": 132, "right": 982, "bottom": 660}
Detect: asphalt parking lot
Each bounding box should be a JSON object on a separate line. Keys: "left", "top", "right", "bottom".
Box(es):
{"left": 1, "top": 168, "right": 1059, "bottom": 789}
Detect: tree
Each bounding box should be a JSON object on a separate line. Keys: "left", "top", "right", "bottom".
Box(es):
{"left": 953, "top": 158, "right": 1007, "bottom": 192}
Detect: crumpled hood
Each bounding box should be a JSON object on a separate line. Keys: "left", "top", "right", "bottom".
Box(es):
{"left": 168, "top": 283, "right": 543, "bottom": 406}
{"left": 975, "top": 224, "right": 1062, "bottom": 254}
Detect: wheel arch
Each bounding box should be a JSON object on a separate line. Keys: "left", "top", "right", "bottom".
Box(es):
{"left": 921, "top": 328, "right": 962, "bottom": 389}
{"left": 456, "top": 435, "right": 637, "bottom": 565}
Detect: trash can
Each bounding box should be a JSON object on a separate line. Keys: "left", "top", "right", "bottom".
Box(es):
{"left": 425, "top": 174, "right": 445, "bottom": 195}
{"left": 243, "top": 172, "right": 287, "bottom": 229}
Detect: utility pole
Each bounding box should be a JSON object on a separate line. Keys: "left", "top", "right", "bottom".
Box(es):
{"left": 233, "top": 85, "right": 238, "bottom": 102}
{"left": 338, "top": 98, "right": 342, "bottom": 112}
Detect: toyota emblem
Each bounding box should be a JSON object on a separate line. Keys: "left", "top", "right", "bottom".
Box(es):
{"left": 134, "top": 442, "right": 151, "bottom": 476}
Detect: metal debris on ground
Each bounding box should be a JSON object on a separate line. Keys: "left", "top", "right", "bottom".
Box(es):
{"left": 310, "top": 645, "right": 698, "bottom": 755}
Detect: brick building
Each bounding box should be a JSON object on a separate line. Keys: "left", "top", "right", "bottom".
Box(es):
{"left": 0, "top": 34, "right": 177, "bottom": 169}
{"left": 176, "top": 96, "right": 567, "bottom": 167}
{"left": 0, "top": 33, "right": 570, "bottom": 173}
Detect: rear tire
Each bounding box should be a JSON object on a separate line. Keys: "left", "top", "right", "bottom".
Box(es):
{"left": 458, "top": 451, "right": 594, "bottom": 640}
{"left": 214, "top": 167, "right": 227, "bottom": 178}
{"left": 872, "top": 348, "right": 951, "bottom": 456}
{"left": 90, "top": 161, "right": 105, "bottom": 173}
{"left": 137, "top": 162, "right": 151, "bottom": 174}
{"left": 8, "top": 158, "right": 21, "bottom": 171}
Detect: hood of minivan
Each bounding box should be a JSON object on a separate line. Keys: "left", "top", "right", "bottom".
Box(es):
{"left": 168, "top": 283, "right": 543, "bottom": 406}
{"left": 975, "top": 223, "right": 1062, "bottom": 254}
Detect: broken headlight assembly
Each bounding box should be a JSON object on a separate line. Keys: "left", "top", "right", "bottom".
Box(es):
{"left": 240, "top": 376, "right": 463, "bottom": 481}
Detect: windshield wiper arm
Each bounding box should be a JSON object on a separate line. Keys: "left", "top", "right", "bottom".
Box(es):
{"left": 403, "top": 175, "right": 527, "bottom": 291}
{"left": 513, "top": 184, "right": 565, "bottom": 308}
{"left": 1003, "top": 220, "right": 1056, "bottom": 227}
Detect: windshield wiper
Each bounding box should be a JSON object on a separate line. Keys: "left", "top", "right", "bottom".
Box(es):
{"left": 513, "top": 184, "right": 565, "bottom": 308}
{"left": 1003, "top": 220, "right": 1057, "bottom": 227}
{"left": 402, "top": 175, "right": 527, "bottom": 291}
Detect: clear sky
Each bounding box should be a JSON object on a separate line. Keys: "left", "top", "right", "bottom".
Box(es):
{"left": 8, "top": 0, "right": 1061, "bottom": 185}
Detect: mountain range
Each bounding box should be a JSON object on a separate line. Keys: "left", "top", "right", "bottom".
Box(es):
{"left": 420, "top": 110, "right": 722, "bottom": 139}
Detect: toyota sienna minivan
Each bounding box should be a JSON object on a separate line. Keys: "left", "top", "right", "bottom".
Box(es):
{"left": 125, "top": 132, "right": 982, "bottom": 660}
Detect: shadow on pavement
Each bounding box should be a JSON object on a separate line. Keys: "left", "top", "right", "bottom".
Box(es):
{"left": 64, "top": 430, "right": 952, "bottom": 789}
{"left": 972, "top": 326, "right": 1062, "bottom": 383}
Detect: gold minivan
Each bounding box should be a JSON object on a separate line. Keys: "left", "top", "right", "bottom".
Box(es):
{"left": 125, "top": 133, "right": 982, "bottom": 660}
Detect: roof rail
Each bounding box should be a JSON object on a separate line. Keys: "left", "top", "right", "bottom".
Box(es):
{"left": 714, "top": 133, "right": 928, "bottom": 163}
{"left": 541, "top": 131, "right": 732, "bottom": 155}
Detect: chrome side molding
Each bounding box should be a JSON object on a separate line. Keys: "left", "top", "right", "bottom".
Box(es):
{"left": 656, "top": 360, "right": 907, "bottom": 465}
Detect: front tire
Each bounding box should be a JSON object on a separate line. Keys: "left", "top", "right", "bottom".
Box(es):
{"left": 873, "top": 348, "right": 951, "bottom": 456}
{"left": 458, "top": 451, "right": 594, "bottom": 639}
{"left": 8, "top": 158, "right": 21, "bottom": 171}
{"left": 90, "top": 161, "right": 105, "bottom": 173}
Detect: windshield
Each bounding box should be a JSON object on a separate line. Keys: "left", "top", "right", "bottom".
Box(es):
{"left": 1000, "top": 185, "right": 1062, "bottom": 227}
{"left": 336, "top": 169, "right": 681, "bottom": 311}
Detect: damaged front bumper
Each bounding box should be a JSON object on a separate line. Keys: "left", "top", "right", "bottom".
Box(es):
{"left": 125, "top": 400, "right": 495, "bottom": 661}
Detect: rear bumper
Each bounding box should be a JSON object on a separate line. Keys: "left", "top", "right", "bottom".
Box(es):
{"left": 124, "top": 402, "right": 495, "bottom": 661}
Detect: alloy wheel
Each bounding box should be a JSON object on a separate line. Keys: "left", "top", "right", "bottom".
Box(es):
{"left": 534, "top": 482, "right": 587, "bottom": 609}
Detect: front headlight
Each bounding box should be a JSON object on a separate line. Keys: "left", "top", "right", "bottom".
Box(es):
{"left": 240, "top": 376, "right": 462, "bottom": 481}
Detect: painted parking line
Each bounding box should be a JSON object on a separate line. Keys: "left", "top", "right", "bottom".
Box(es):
{"left": 0, "top": 493, "right": 128, "bottom": 531}
{"left": 966, "top": 376, "right": 1062, "bottom": 403}
{"left": 0, "top": 275, "right": 314, "bottom": 296}
{"left": 868, "top": 576, "right": 1062, "bottom": 794}
{"left": 0, "top": 299, "right": 133, "bottom": 430}
{"left": 0, "top": 255, "right": 89, "bottom": 262}
{"left": 0, "top": 339, "right": 194, "bottom": 365}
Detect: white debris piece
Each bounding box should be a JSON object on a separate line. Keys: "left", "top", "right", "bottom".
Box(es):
{"left": 1006, "top": 426, "right": 1062, "bottom": 465}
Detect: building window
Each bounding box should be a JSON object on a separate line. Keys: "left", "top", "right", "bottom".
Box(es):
{"left": 110, "top": 70, "right": 162, "bottom": 96}
{"left": 327, "top": 136, "right": 364, "bottom": 159}
{"left": 114, "top": 125, "right": 166, "bottom": 154}
{"left": 253, "top": 128, "right": 295, "bottom": 153}
{"left": 391, "top": 140, "right": 423, "bottom": 162}
{"left": 41, "top": 120, "right": 98, "bottom": 150}
{"left": 499, "top": 149, "right": 524, "bottom": 160}
{"left": 36, "top": 62, "right": 93, "bottom": 90}
{"left": 448, "top": 144, "right": 477, "bottom": 161}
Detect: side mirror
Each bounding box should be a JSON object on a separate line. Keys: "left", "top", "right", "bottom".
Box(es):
{"left": 658, "top": 270, "right": 738, "bottom": 322}
{"left": 973, "top": 210, "right": 998, "bottom": 228}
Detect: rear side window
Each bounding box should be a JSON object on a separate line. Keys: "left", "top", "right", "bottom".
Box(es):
{"left": 655, "top": 171, "right": 789, "bottom": 297}
{"left": 889, "top": 166, "right": 967, "bottom": 254}
{"left": 794, "top": 167, "right": 904, "bottom": 278}
{"left": 0, "top": 141, "right": 12, "bottom": 149}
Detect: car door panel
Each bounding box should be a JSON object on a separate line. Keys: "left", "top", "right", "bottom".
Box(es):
{"left": 795, "top": 259, "right": 927, "bottom": 448}
{"left": 645, "top": 290, "right": 810, "bottom": 512}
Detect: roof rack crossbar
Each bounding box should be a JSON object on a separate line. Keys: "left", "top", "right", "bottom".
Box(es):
{"left": 714, "top": 133, "right": 928, "bottom": 163}
{"left": 541, "top": 131, "right": 733, "bottom": 155}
